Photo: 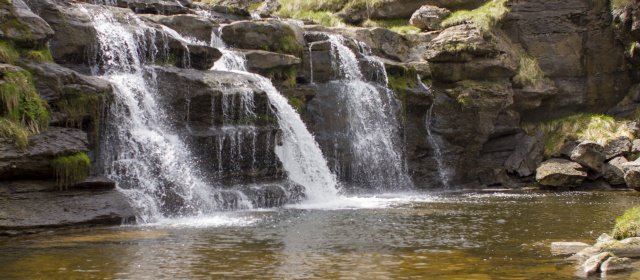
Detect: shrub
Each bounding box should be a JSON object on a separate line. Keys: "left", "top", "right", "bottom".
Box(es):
{"left": 441, "top": 0, "right": 510, "bottom": 33}
{"left": 52, "top": 152, "right": 91, "bottom": 189}
{"left": 613, "top": 207, "right": 640, "bottom": 240}
{"left": 524, "top": 113, "right": 636, "bottom": 157}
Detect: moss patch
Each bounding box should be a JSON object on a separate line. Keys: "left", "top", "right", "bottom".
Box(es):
{"left": 52, "top": 152, "right": 91, "bottom": 189}
{"left": 613, "top": 207, "right": 640, "bottom": 240}
{"left": 524, "top": 113, "right": 636, "bottom": 157}
{"left": 441, "top": 0, "right": 510, "bottom": 33}
{"left": 387, "top": 66, "right": 419, "bottom": 118}
{"left": 0, "top": 69, "right": 50, "bottom": 134}
{"left": 288, "top": 96, "right": 304, "bottom": 113}
{"left": 24, "top": 47, "right": 54, "bottom": 63}
{"left": 0, "top": 117, "right": 28, "bottom": 150}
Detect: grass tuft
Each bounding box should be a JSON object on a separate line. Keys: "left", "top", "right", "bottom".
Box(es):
{"left": 441, "top": 0, "right": 509, "bottom": 33}
{"left": 0, "top": 117, "right": 28, "bottom": 150}
{"left": 611, "top": 0, "right": 633, "bottom": 10}
{"left": 0, "top": 40, "right": 19, "bottom": 64}
{"left": 613, "top": 207, "right": 640, "bottom": 240}
{"left": 524, "top": 113, "right": 636, "bottom": 157}
{"left": 362, "top": 19, "right": 421, "bottom": 34}
{"left": 513, "top": 54, "right": 544, "bottom": 88}
{"left": 0, "top": 70, "right": 50, "bottom": 134}
{"left": 52, "top": 152, "right": 91, "bottom": 190}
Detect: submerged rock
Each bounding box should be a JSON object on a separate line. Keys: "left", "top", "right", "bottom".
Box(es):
{"left": 535, "top": 159, "right": 587, "bottom": 187}
{"left": 551, "top": 242, "right": 591, "bottom": 256}
{"left": 576, "top": 252, "right": 613, "bottom": 278}
{"left": 600, "top": 256, "right": 633, "bottom": 274}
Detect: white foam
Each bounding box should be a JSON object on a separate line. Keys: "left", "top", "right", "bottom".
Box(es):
{"left": 149, "top": 214, "right": 259, "bottom": 228}
{"left": 287, "top": 193, "right": 441, "bottom": 210}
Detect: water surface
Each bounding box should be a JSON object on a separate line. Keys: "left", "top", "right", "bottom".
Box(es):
{"left": 2, "top": 191, "right": 640, "bottom": 279}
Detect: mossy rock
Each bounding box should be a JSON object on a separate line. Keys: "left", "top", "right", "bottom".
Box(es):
{"left": 220, "top": 20, "right": 305, "bottom": 56}
{"left": 0, "top": 65, "right": 50, "bottom": 135}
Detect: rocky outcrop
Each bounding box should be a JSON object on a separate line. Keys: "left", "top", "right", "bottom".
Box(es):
{"left": 0, "top": 180, "right": 135, "bottom": 234}
{"left": 603, "top": 156, "right": 628, "bottom": 186}
{"left": 337, "top": 0, "right": 485, "bottom": 24}
{"left": 0, "top": 128, "right": 89, "bottom": 180}
{"left": 0, "top": 0, "right": 54, "bottom": 47}
{"left": 535, "top": 159, "right": 587, "bottom": 187}
{"left": 570, "top": 141, "right": 606, "bottom": 174}
{"left": 504, "top": 131, "right": 544, "bottom": 177}
{"left": 221, "top": 20, "right": 305, "bottom": 56}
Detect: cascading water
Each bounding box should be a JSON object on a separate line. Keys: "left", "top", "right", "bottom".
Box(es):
{"left": 421, "top": 79, "right": 451, "bottom": 188}
{"left": 209, "top": 31, "right": 341, "bottom": 203}
{"left": 307, "top": 34, "right": 413, "bottom": 191}
{"left": 85, "top": 5, "right": 253, "bottom": 222}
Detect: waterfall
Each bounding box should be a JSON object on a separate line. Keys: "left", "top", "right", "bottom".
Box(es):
{"left": 309, "top": 34, "right": 413, "bottom": 191}
{"left": 421, "top": 79, "right": 451, "bottom": 188}
{"left": 85, "top": 5, "right": 253, "bottom": 222}
{"left": 210, "top": 31, "right": 340, "bottom": 203}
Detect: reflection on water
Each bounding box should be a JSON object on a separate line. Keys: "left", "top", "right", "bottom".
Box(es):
{"left": 1, "top": 191, "right": 640, "bottom": 279}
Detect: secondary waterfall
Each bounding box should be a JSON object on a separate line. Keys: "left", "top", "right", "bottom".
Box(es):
{"left": 307, "top": 34, "right": 413, "bottom": 191}
{"left": 422, "top": 79, "right": 451, "bottom": 188}
{"left": 85, "top": 6, "right": 253, "bottom": 222}
{"left": 210, "top": 30, "right": 340, "bottom": 203}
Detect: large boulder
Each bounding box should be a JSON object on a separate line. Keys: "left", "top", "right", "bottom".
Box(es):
{"left": 603, "top": 156, "right": 628, "bottom": 186}
{"left": 116, "top": 0, "right": 192, "bottom": 15}
{"left": 0, "top": 0, "right": 53, "bottom": 47}
{"left": 504, "top": 131, "right": 544, "bottom": 177}
{"left": 220, "top": 20, "right": 305, "bottom": 56}
{"left": 410, "top": 5, "right": 450, "bottom": 31}
{"left": 23, "top": 62, "right": 112, "bottom": 103}
{"left": 603, "top": 137, "right": 632, "bottom": 160}
{"left": 570, "top": 141, "right": 606, "bottom": 174}
{"left": 622, "top": 160, "right": 640, "bottom": 190}
{"left": 535, "top": 159, "right": 587, "bottom": 187}
{"left": 242, "top": 50, "right": 301, "bottom": 71}
{"left": 180, "top": 44, "right": 222, "bottom": 70}
{"left": 0, "top": 127, "right": 89, "bottom": 180}
{"left": 140, "top": 14, "right": 216, "bottom": 44}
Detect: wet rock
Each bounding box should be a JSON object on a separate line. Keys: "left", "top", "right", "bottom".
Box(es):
{"left": 504, "top": 131, "right": 544, "bottom": 177}
{"left": 410, "top": 5, "right": 450, "bottom": 31}
{"left": 71, "top": 176, "right": 116, "bottom": 190}
{"left": 600, "top": 256, "right": 633, "bottom": 274}
{"left": 576, "top": 252, "right": 613, "bottom": 278}
{"left": 242, "top": 50, "right": 301, "bottom": 71}
{"left": 603, "top": 156, "right": 628, "bottom": 186}
{"left": 140, "top": 14, "right": 216, "bottom": 43}
{"left": 0, "top": 128, "right": 89, "bottom": 180}
{"left": 570, "top": 141, "right": 606, "bottom": 173}
{"left": 604, "top": 137, "right": 632, "bottom": 160}
{"left": 221, "top": 20, "right": 305, "bottom": 56}
{"left": 551, "top": 242, "right": 591, "bottom": 256}
{"left": 0, "top": 180, "right": 135, "bottom": 231}
{"left": 0, "top": 0, "right": 54, "bottom": 47}
{"left": 179, "top": 44, "right": 222, "bottom": 70}
{"left": 117, "top": 0, "right": 192, "bottom": 15}
{"left": 535, "top": 159, "right": 587, "bottom": 187}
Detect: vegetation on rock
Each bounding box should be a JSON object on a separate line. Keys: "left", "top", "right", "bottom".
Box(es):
{"left": 0, "top": 69, "right": 50, "bottom": 134}
{"left": 0, "top": 40, "right": 20, "bottom": 64}
{"left": 613, "top": 206, "right": 640, "bottom": 240}
{"left": 513, "top": 54, "right": 545, "bottom": 88}
{"left": 0, "top": 117, "right": 28, "bottom": 150}
{"left": 524, "top": 114, "right": 635, "bottom": 157}
{"left": 0, "top": 39, "right": 54, "bottom": 63}
{"left": 52, "top": 152, "right": 91, "bottom": 189}
{"left": 441, "top": 0, "right": 509, "bottom": 33}
{"left": 611, "top": 0, "right": 633, "bottom": 10}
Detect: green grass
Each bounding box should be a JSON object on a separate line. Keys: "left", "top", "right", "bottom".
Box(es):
{"left": 387, "top": 66, "right": 419, "bottom": 118}
{"left": 513, "top": 54, "right": 544, "bottom": 88}
{"left": 276, "top": 0, "right": 382, "bottom": 27}
{"left": 613, "top": 207, "right": 640, "bottom": 240}
{"left": 441, "top": 0, "right": 510, "bottom": 33}
{"left": 0, "top": 70, "right": 50, "bottom": 134}
{"left": 0, "top": 40, "right": 19, "bottom": 64}
{"left": 362, "top": 19, "right": 421, "bottom": 34}
{"left": 24, "top": 48, "right": 54, "bottom": 63}
{"left": 288, "top": 96, "right": 305, "bottom": 113}
{"left": 524, "top": 113, "right": 636, "bottom": 157}
{"left": 282, "top": 10, "right": 346, "bottom": 27}
{"left": 52, "top": 152, "right": 91, "bottom": 190}
{"left": 0, "top": 117, "right": 28, "bottom": 150}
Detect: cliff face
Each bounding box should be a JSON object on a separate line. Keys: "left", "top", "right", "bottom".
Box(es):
{"left": 1, "top": 0, "right": 639, "bottom": 231}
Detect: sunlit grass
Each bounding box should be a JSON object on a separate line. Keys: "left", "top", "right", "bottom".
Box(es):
{"left": 362, "top": 19, "right": 421, "bottom": 34}
{"left": 524, "top": 113, "right": 636, "bottom": 157}
{"left": 613, "top": 207, "right": 640, "bottom": 240}
{"left": 441, "top": 0, "right": 509, "bottom": 33}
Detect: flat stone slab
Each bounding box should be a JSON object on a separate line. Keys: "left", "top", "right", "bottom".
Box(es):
{"left": 0, "top": 180, "right": 135, "bottom": 234}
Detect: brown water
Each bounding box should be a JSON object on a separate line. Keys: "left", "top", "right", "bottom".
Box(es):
{"left": 1, "top": 190, "right": 640, "bottom": 279}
